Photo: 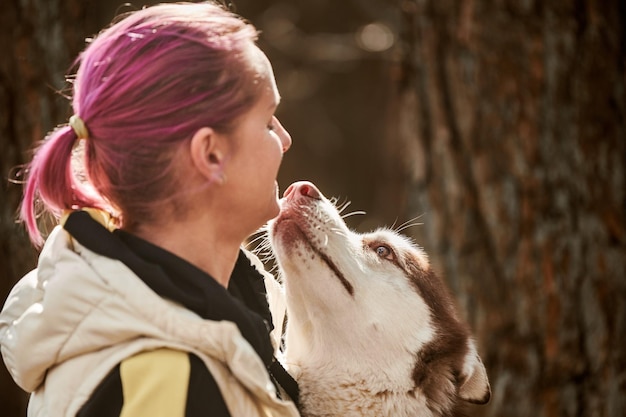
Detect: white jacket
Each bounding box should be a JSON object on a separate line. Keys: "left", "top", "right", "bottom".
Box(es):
{"left": 0, "top": 225, "right": 297, "bottom": 417}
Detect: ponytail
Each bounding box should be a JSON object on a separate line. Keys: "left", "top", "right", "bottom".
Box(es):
{"left": 20, "top": 125, "right": 104, "bottom": 246}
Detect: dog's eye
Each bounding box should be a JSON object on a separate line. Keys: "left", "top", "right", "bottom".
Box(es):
{"left": 373, "top": 244, "right": 395, "bottom": 261}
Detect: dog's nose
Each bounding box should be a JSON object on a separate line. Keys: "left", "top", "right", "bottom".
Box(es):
{"left": 283, "top": 181, "right": 322, "bottom": 200}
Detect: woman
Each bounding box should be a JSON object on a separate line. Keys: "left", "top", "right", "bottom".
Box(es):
{"left": 0, "top": 2, "right": 299, "bottom": 416}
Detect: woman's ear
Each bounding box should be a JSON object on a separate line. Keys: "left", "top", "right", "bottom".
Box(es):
{"left": 189, "top": 127, "right": 227, "bottom": 184}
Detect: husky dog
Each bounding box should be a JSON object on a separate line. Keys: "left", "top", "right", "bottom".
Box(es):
{"left": 267, "top": 181, "right": 491, "bottom": 417}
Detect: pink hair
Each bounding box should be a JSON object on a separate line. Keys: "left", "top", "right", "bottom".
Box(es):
{"left": 20, "top": 2, "right": 260, "bottom": 246}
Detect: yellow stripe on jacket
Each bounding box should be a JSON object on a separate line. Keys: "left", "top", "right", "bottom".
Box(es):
{"left": 120, "top": 348, "right": 190, "bottom": 417}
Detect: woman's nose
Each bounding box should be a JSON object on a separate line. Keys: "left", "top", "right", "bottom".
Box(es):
{"left": 273, "top": 117, "right": 292, "bottom": 153}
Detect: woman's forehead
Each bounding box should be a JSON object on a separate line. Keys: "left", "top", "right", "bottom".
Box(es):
{"left": 246, "top": 45, "right": 279, "bottom": 102}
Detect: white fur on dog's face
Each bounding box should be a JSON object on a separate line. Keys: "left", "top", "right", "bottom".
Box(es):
{"left": 270, "top": 187, "right": 433, "bottom": 364}
{"left": 268, "top": 182, "right": 490, "bottom": 417}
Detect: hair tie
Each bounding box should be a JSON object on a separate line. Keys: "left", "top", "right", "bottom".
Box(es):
{"left": 69, "top": 115, "right": 89, "bottom": 139}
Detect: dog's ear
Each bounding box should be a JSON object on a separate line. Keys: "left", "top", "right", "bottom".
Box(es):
{"left": 458, "top": 340, "right": 491, "bottom": 404}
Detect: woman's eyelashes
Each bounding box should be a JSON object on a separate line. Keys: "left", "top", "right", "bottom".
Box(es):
{"left": 267, "top": 115, "right": 277, "bottom": 132}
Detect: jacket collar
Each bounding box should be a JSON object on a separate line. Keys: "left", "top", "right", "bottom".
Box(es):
{"left": 63, "top": 210, "right": 274, "bottom": 366}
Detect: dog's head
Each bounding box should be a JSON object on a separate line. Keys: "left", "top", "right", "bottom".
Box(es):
{"left": 269, "top": 181, "right": 490, "bottom": 415}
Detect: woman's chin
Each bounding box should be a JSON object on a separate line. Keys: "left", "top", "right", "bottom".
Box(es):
{"left": 265, "top": 202, "right": 281, "bottom": 224}
{"left": 249, "top": 201, "right": 280, "bottom": 234}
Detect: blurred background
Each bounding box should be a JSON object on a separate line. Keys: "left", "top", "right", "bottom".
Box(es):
{"left": 1, "top": 0, "right": 624, "bottom": 416}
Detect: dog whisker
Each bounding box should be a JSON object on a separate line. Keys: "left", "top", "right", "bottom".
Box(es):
{"left": 329, "top": 228, "right": 347, "bottom": 237}
{"left": 393, "top": 215, "right": 426, "bottom": 233}
{"left": 341, "top": 210, "right": 366, "bottom": 219}
{"left": 247, "top": 233, "right": 268, "bottom": 246}
{"left": 336, "top": 199, "right": 352, "bottom": 214}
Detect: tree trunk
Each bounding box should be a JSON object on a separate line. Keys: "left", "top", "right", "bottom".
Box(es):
{"left": 388, "top": 1, "right": 625, "bottom": 416}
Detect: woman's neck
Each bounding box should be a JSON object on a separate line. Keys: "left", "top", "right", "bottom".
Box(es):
{"left": 129, "top": 216, "right": 242, "bottom": 288}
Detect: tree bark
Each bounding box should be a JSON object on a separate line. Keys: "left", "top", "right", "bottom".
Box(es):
{"left": 388, "top": 1, "right": 625, "bottom": 416}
